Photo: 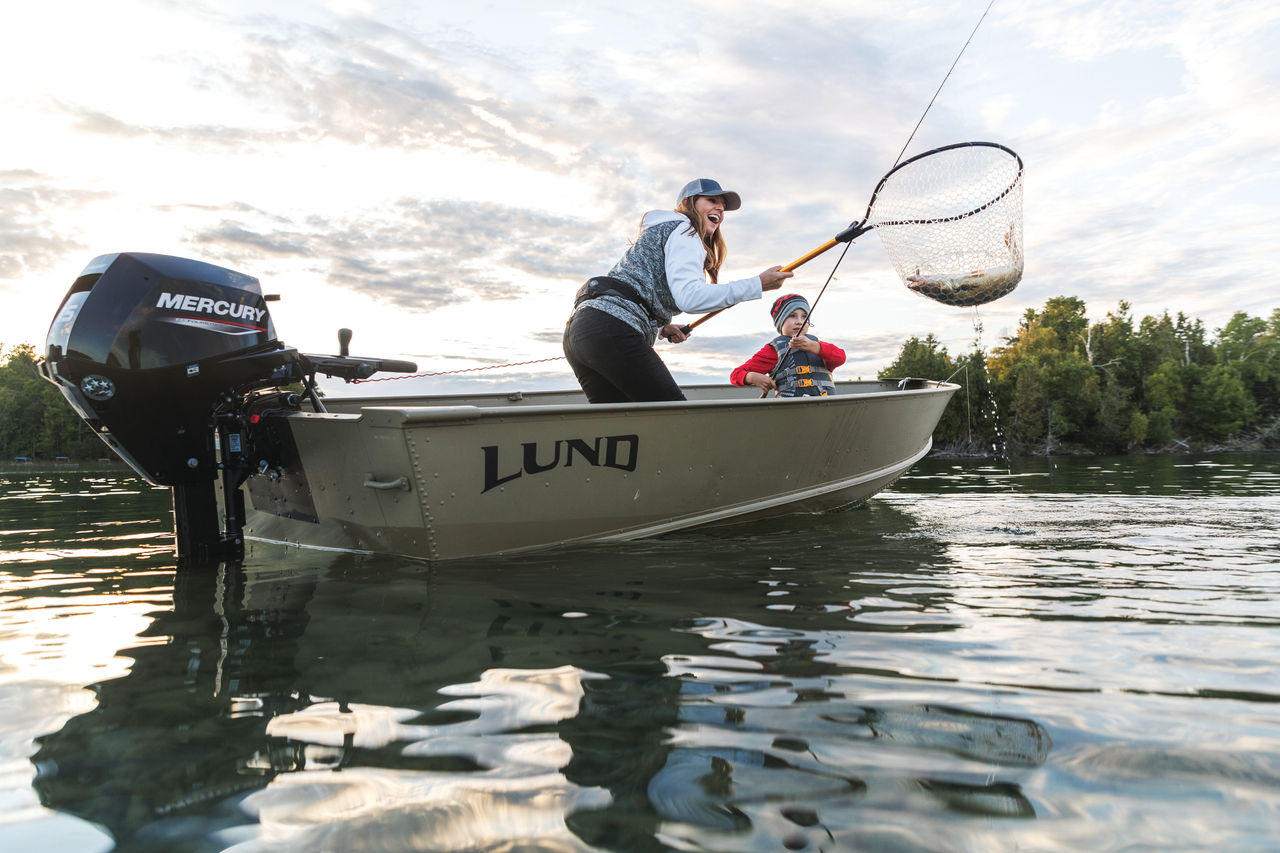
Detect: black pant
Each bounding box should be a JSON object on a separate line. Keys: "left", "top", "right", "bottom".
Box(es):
{"left": 562, "top": 307, "right": 686, "bottom": 403}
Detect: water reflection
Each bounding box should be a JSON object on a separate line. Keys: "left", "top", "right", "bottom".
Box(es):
{"left": 28, "top": 502, "right": 1055, "bottom": 851}
{"left": 899, "top": 451, "right": 1280, "bottom": 496}
{"left": 13, "top": 455, "right": 1280, "bottom": 851}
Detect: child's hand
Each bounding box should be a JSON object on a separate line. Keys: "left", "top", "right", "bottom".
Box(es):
{"left": 788, "top": 335, "right": 820, "bottom": 354}
{"left": 745, "top": 371, "right": 776, "bottom": 392}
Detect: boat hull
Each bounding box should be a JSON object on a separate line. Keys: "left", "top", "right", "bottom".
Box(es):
{"left": 241, "top": 379, "right": 956, "bottom": 560}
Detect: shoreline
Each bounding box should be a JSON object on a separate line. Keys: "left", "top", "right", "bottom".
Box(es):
{"left": 929, "top": 440, "right": 1280, "bottom": 459}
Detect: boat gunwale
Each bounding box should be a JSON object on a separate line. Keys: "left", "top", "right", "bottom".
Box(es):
{"left": 321, "top": 379, "right": 960, "bottom": 424}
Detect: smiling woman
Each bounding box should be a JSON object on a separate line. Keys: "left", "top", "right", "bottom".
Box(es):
{"left": 562, "top": 178, "right": 794, "bottom": 403}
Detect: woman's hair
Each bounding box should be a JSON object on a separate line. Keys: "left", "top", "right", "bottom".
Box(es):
{"left": 673, "top": 196, "right": 727, "bottom": 283}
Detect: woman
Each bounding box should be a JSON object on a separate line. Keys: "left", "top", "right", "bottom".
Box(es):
{"left": 563, "top": 178, "right": 793, "bottom": 403}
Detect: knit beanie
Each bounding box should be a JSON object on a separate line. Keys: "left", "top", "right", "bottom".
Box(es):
{"left": 770, "top": 293, "right": 810, "bottom": 333}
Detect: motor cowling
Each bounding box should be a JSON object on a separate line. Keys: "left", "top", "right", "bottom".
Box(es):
{"left": 42, "top": 252, "right": 302, "bottom": 487}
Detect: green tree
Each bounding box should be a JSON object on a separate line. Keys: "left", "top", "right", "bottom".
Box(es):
{"left": 1215, "top": 310, "right": 1279, "bottom": 422}
{"left": 1129, "top": 312, "right": 1220, "bottom": 445}
{"left": 0, "top": 344, "right": 105, "bottom": 460}
{"left": 877, "top": 335, "right": 1002, "bottom": 451}
{"left": 950, "top": 348, "right": 999, "bottom": 451}
{"left": 987, "top": 297, "right": 1099, "bottom": 453}
{"left": 1087, "top": 302, "right": 1143, "bottom": 451}
{"left": 1087, "top": 301, "right": 1140, "bottom": 387}
{"left": 879, "top": 334, "right": 954, "bottom": 380}
{"left": 0, "top": 345, "right": 44, "bottom": 458}
{"left": 880, "top": 335, "right": 962, "bottom": 445}
{"left": 1142, "top": 359, "right": 1183, "bottom": 446}
{"left": 881, "top": 296, "right": 1280, "bottom": 455}
{"left": 1184, "top": 362, "right": 1256, "bottom": 441}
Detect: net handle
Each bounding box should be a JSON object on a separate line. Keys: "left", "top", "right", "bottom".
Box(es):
{"left": 683, "top": 223, "right": 869, "bottom": 332}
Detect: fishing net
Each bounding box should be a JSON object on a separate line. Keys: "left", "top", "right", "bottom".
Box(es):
{"left": 867, "top": 141, "right": 1023, "bottom": 307}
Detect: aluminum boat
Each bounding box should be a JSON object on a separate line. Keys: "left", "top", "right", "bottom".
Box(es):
{"left": 40, "top": 252, "right": 956, "bottom": 562}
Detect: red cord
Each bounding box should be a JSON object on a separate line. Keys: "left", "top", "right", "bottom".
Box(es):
{"left": 350, "top": 355, "right": 566, "bottom": 383}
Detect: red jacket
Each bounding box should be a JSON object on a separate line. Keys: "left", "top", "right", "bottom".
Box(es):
{"left": 730, "top": 338, "right": 847, "bottom": 386}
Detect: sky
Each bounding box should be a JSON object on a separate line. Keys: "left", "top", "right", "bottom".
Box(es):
{"left": 2, "top": 0, "right": 1278, "bottom": 397}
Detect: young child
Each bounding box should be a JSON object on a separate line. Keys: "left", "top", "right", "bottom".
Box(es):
{"left": 730, "top": 293, "right": 846, "bottom": 396}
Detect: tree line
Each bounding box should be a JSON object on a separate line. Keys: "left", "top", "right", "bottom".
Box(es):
{"left": 0, "top": 344, "right": 105, "bottom": 461}
{"left": 4, "top": 296, "right": 1279, "bottom": 461}
{"left": 880, "top": 297, "right": 1280, "bottom": 455}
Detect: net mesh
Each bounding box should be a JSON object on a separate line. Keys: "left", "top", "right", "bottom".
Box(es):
{"left": 868, "top": 142, "right": 1023, "bottom": 307}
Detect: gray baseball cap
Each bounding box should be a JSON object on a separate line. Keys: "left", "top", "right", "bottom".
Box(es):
{"left": 677, "top": 178, "right": 741, "bottom": 211}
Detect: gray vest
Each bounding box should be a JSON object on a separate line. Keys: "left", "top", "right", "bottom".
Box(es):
{"left": 770, "top": 334, "right": 836, "bottom": 397}
{"left": 574, "top": 219, "right": 685, "bottom": 344}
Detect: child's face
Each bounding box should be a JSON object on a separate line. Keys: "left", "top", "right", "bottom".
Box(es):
{"left": 781, "top": 308, "right": 808, "bottom": 336}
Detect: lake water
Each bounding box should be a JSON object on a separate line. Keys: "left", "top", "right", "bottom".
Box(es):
{"left": 1, "top": 454, "right": 1278, "bottom": 852}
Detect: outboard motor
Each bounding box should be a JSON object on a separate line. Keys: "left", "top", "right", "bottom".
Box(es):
{"left": 40, "top": 252, "right": 415, "bottom": 563}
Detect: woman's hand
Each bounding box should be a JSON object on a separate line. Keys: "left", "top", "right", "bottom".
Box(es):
{"left": 660, "top": 323, "right": 689, "bottom": 344}
{"left": 745, "top": 371, "right": 776, "bottom": 392}
{"left": 759, "top": 266, "right": 794, "bottom": 291}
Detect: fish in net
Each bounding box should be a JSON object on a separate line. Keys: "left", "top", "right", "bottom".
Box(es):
{"left": 868, "top": 142, "right": 1024, "bottom": 307}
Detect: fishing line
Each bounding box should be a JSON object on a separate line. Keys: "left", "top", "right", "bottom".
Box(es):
{"left": 942, "top": 360, "right": 973, "bottom": 444}
{"left": 764, "top": 241, "right": 852, "bottom": 390}
{"left": 804, "top": 0, "right": 999, "bottom": 326}
{"left": 889, "top": 0, "right": 998, "bottom": 172}
{"left": 762, "top": 0, "right": 1000, "bottom": 394}
{"left": 686, "top": 1, "right": 1002, "bottom": 342}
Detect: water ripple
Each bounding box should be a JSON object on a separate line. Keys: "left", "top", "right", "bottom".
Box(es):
{"left": 3, "top": 457, "right": 1280, "bottom": 851}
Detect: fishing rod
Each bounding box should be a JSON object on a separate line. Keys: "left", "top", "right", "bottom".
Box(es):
{"left": 686, "top": 0, "right": 1001, "bottom": 339}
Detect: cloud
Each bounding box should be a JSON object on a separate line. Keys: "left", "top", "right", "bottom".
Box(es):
{"left": 35, "top": 5, "right": 939, "bottom": 282}
{"left": 44, "top": 16, "right": 564, "bottom": 167}
{"left": 0, "top": 172, "right": 107, "bottom": 279}
{"left": 4, "top": 0, "right": 1277, "bottom": 368}
{"left": 184, "top": 196, "right": 620, "bottom": 312}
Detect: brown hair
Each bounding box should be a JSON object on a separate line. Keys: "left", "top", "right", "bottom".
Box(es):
{"left": 673, "top": 196, "right": 727, "bottom": 283}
